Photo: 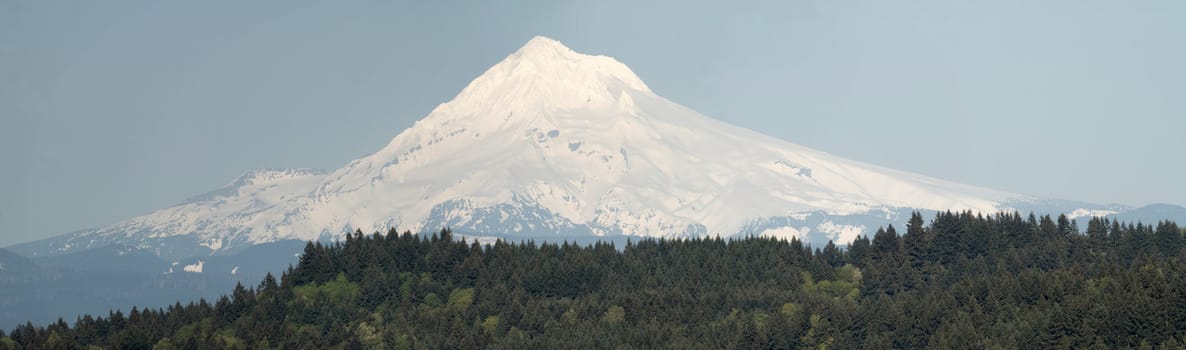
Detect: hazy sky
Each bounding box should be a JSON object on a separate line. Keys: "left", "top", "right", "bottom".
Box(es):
{"left": 2, "top": 1, "right": 1184, "bottom": 247}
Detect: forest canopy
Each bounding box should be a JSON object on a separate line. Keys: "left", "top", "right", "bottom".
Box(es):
{"left": 3, "top": 211, "right": 1186, "bottom": 349}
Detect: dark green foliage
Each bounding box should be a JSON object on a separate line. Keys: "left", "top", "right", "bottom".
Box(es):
{"left": 5, "top": 212, "right": 1186, "bottom": 349}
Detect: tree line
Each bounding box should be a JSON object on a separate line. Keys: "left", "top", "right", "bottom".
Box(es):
{"left": 3, "top": 211, "right": 1186, "bottom": 349}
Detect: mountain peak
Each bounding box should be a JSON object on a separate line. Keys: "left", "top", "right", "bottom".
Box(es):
{"left": 426, "top": 36, "right": 651, "bottom": 124}
{"left": 513, "top": 36, "right": 576, "bottom": 58}
{"left": 498, "top": 36, "right": 650, "bottom": 94}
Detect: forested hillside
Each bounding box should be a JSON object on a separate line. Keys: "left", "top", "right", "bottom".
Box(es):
{"left": 3, "top": 211, "right": 1186, "bottom": 349}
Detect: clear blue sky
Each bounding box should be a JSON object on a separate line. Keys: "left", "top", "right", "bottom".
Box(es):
{"left": 2, "top": 1, "right": 1184, "bottom": 247}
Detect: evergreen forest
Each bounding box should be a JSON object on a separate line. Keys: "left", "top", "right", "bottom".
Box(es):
{"left": 4, "top": 211, "right": 1186, "bottom": 349}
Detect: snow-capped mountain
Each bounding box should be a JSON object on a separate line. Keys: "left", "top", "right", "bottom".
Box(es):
{"left": 10, "top": 37, "right": 1181, "bottom": 260}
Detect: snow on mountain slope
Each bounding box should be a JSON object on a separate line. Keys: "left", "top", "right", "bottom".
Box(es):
{"left": 293, "top": 36, "right": 1016, "bottom": 240}
{"left": 12, "top": 169, "right": 326, "bottom": 258}
{"left": 12, "top": 36, "right": 1032, "bottom": 260}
